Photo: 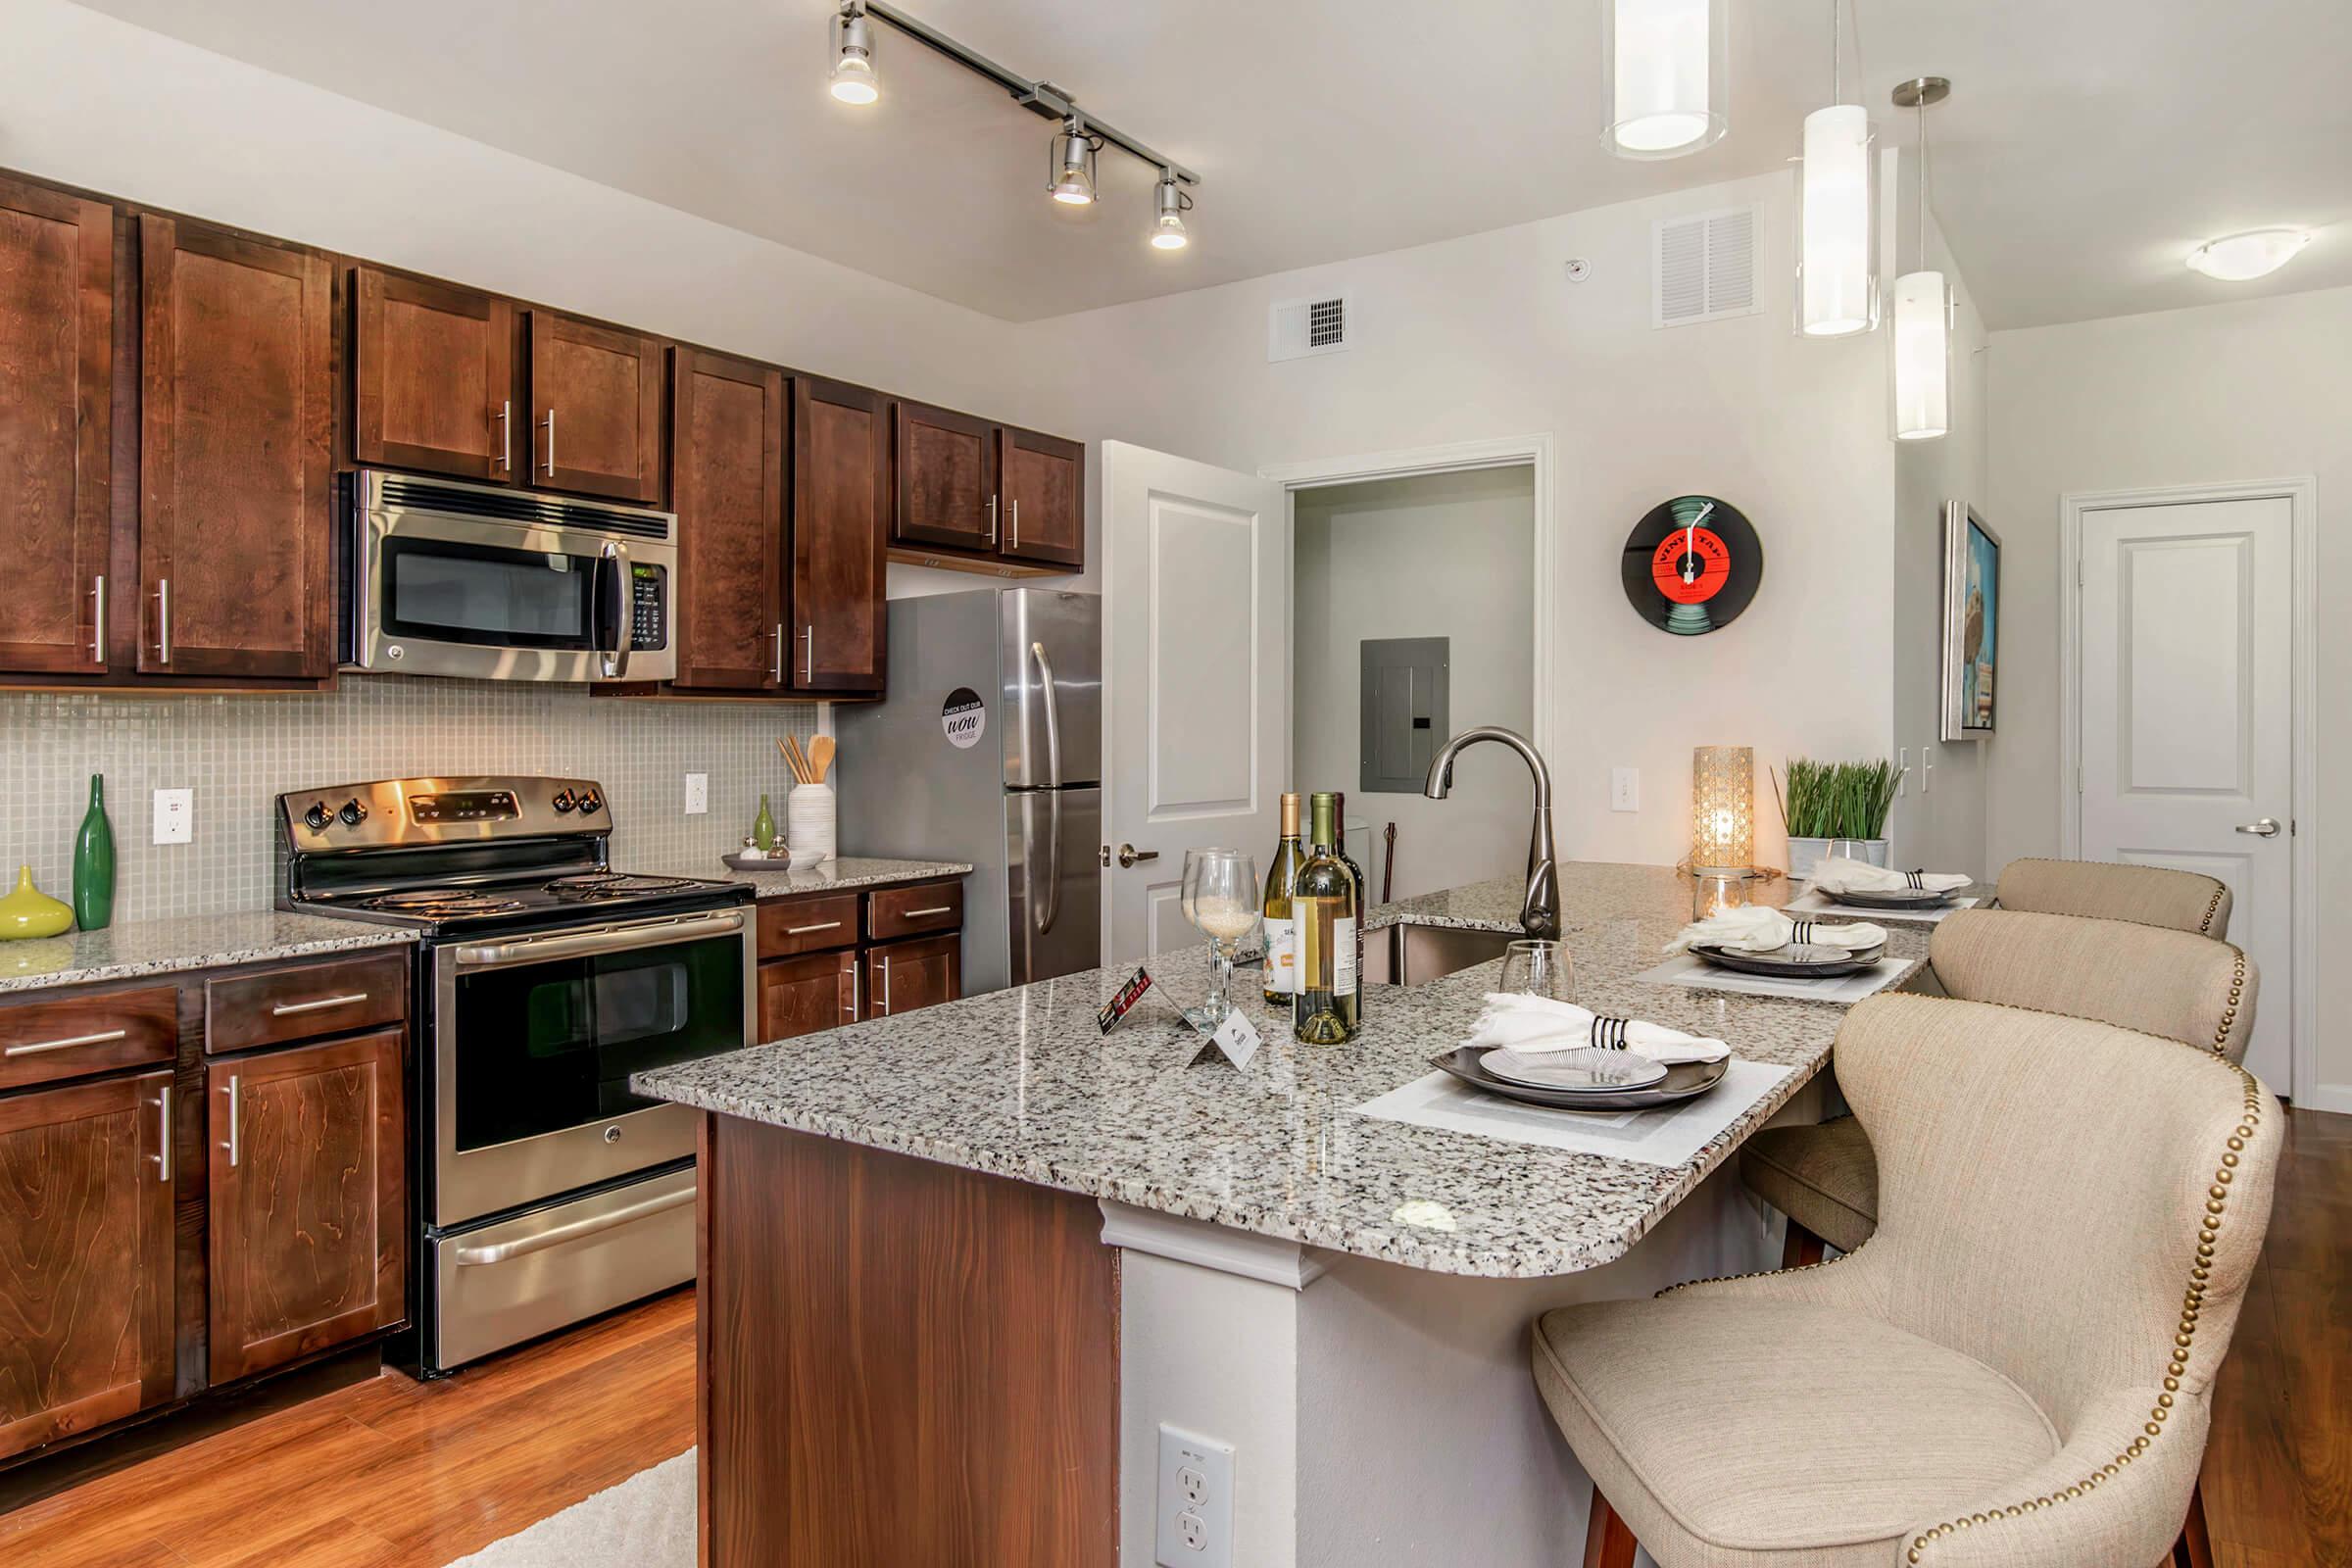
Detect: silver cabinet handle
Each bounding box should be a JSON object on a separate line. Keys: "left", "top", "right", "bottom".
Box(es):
{"left": 786, "top": 920, "right": 843, "bottom": 935}
{"left": 270, "top": 992, "right": 368, "bottom": 1017}
{"left": 771, "top": 622, "right": 785, "bottom": 685}
{"left": 453, "top": 1184, "right": 695, "bottom": 1266}
{"left": 497, "top": 399, "right": 512, "bottom": 471}
{"left": 222, "top": 1074, "right": 240, "bottom": 1168}
{"left": 541, "top": 407, "right": 558, "bottom": 475}
{"left": 1116, "top": 844, "right": 1158, "bottom": 868}
{"left": 2235, "top": 817, "right": 2281, "bottom": 838}
{"left": 902, "top": 906, "right": 954, "bottom": 918}
{"left": 90, "top": 574, "right": 106, "bottom": 664}
{"left": 1010, "top": 497, "right": 1020, "bottom": 551}
{"left": 845, "top": 958, "right": 860, "bottom": 1018}
{"left": 5, "top": 1028, "right": 128, "bottom": 1057}
{"left": 987, "top": 494, "right": 999, "bottom": 545}
{"left": 154, "top": 578, "right": 172, "bottom": 663}
{"left": 803, "top": 625, "right": 814, "bottom": 684}
{"left": 155, "top": 1084, "right": 172, "bottom": 1185}
{"left": 878, "top": 954, "right": 892, "bottom": 1014}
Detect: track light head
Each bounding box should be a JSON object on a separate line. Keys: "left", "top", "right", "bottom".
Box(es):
{"left": 1150, "top": 173, "right": 1191, "bottom": 250}
{"left": 1049, "top": 118, "right": 1100, "bottom": 205}
{"left": 829, "top": 7, "right": 879, "bottom": 105}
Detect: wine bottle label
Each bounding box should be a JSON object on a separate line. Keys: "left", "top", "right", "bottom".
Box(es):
{"left": 1332, "top": 916, "right": 1356, "bottom": 996}
{"left": 1263, "top": 917, "right": 1297, "bottom": 993}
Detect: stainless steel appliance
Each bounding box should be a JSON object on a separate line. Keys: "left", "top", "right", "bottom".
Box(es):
{"left": 343, "top": 468, "right": 678, "bottom": 682}
{"left": 277, "top": 775, "right": 751, "bottom": 1373}
{"left": 837, "top": 589, "right": 1101, "bottom": 993}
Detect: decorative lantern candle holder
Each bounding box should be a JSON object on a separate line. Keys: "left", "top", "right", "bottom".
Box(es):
{"left": 1692, "top": 867, "right": 1759, "bottom": 921}
{"left": 1691, "top": 745, "right": 1755, "bottom": 875}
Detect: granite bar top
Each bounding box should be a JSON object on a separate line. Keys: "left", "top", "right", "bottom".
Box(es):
{"left": 0, "top": 911, "right": 416, "bottom": 994}
{"left": 637, "top": 861, "right": 1926, "bottom": 1280}
{"left": 647, "top": 856, "right": 974, "bottom": 899}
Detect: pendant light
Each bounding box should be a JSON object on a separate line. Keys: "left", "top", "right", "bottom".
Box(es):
{"left": 1049, "top": 116, "right": 1102, "bottom": 206}
{"left": 1890, "top": 76, "right": 1952, "bottom": 442}
{"left": 1149, "top": 172, "right": 1192, "bottom": 250}
{"left": 1794, "top": 0, "right": 1876, "bottom": 336}
{"left": 827, "top": 3, "right": 879, "bottom": 105}
{"left": 1602, "top": 0, "right": 1729, "bottom": 160}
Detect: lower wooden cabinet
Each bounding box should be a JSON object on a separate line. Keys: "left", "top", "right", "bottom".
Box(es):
{"left": 760, "top": 949, "right": 859, "bottom": 1043}
{"left": 206, "top": 1029, "right": 406, "bottom": 1384}
{"left": 0, "top": 1070, "right": 175, "bottom": 1460}
{"left": 865, "top": 933, "right": 960, "bottom": 1019}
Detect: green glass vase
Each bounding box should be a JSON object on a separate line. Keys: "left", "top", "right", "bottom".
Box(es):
{"left": 74, "top": 774, "right": 116, "bottom": 931}
{"left": 752, "top": 794, "right": 778, "bottom": 853}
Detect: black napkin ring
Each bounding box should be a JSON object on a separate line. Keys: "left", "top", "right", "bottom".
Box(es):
{"left": 1588, "top": 1014, "right": 1634, "bottom": 1051}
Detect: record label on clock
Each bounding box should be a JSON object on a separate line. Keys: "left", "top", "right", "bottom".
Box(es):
{"left": 1622, "top": 495, "right": 1762, "bottom": 635}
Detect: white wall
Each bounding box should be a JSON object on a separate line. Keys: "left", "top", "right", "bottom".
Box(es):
{"left": 1293, "top": 469, "right": 1535, "bottom": 898}
{"left": 1986, "top": 283, "right": 2352, "bottom": 1104}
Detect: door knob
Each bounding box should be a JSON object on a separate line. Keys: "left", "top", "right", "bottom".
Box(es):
{"left": 2234, "top": 817, "right": 2282, "bottom": 838}
{"left": 1116, "top": 843, "right": 1159, "bottom": 868}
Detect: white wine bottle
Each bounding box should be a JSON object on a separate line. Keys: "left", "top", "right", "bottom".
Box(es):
{"left": 1293, "top": 792, "right": 1361, "bottom": 1044}
{"left": 1261, "top": 793, "right": 1306, "bottom": 1006}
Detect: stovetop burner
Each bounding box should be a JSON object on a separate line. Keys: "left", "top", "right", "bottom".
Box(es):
{"left": 544, "top": 872, "right": 699, "bottom": 899}
{"left": 365, "top": 889, "right": 530, "bottom": 917}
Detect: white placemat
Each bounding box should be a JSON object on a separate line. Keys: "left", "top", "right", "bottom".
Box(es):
{"left": 1354, "top": 1058, "right": 1794, "bottom": 1168}
{"left": 1788, "top": 890, "right": 1983, "bottom": 924}
{"left": 1636, "top": 952, "right": 1911, "bottom": 1003}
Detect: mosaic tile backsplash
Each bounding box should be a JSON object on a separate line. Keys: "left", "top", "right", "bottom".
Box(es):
{"left": 0, "top": 678, "right": 821, "bottom": 923}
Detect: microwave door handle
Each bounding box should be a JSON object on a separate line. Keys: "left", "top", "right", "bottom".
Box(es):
{"left": 598, "top": 539, "right": 632, "bottom": 680}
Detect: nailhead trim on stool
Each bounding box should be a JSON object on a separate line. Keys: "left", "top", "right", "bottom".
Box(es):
{"left": 2210, "top": 950, "right": 2247, "bottom": 1058}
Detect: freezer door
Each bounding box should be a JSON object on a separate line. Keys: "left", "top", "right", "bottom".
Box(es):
{"left": 1006, "top": 786, "right": 1102, "bottom": 986}
{"left": 1003, "top": 590, "right": 1101, "bottom": 788}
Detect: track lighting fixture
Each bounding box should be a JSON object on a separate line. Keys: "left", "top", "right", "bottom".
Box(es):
{"left": 1050, "top": 118, "right": 1101, "bottom": 206}
{"left": 828, "top": 4, "right": 879, "bottom": 105}
{"left": 1150, "top": 172, "right": 1192, "bottom": 250}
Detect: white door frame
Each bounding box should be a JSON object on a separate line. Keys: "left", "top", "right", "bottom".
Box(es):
{"left": 1258, "top": 434, "right": 1557, "bottom": 776}
{"left": 2057, "top": 475, "right": 2320, "bottom": 1106}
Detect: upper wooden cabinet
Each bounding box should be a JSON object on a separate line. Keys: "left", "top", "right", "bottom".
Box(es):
{"left": 138, "top": 214, "right": 335, "bottom": 680}
{"left": 0, "top": 176, "right": 113, "bottom": 677}
{"left": 526, "top": 309, "right": 664, "bottom": 503}
{"left": 882, "top": 407, "right": 1087, "bottom": 576}
{"left": 1000, "top": 425, "right": 1085, "bottom": 568}
{"left": 893, "top": 400, "right": 999, "bottom": 555}
{"left": 353, "top": 268, "right": 517, "bottom": 482}
{"left": 671, "top": 349, "right": 787, "bottom": 692}
{"left": 790, "top": 376, "right": 890, "bottom": 694}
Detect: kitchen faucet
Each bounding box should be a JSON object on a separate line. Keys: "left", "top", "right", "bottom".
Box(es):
{"left": 1423, "top": 726, "right": 1560, "bottom": 940}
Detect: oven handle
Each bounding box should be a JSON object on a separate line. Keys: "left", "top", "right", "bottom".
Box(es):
{"left": 453, "top": 909, "right": 747, "bottom": 971}
{"left": 452, "top": 1182, "right": 696, "bottom": 1267}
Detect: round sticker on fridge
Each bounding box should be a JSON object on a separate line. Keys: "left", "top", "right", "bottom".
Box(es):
{"left": 942, "top": 687, "right": 986, "bottom": 750}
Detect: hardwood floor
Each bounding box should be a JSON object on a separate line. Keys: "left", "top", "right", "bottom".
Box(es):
{"left": 0, "top": 1109, "right": 2342, "bottom": 1568}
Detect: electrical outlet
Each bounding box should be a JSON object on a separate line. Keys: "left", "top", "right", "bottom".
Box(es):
{"left": 1155, "top": 1424, "right": 1234, "bottom": 1568}
{"left": 152, "top": 788, "right": 193, "bottom": 845}
{"left": 1610, "top": 767, "right": 1641, "bottom": 812}
{"left": 684, "top": 773, "right": 709, "bottom": 815}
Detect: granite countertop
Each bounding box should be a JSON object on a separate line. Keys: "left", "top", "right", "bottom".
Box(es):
{"left": 0, "top": 911, "right": 416, "bottom": 994}
{"left": 647, "top": 856, "right": 974, "bottom": 899}
{"left": 636, "top": 861, "right": 1927, "bottom": 1281}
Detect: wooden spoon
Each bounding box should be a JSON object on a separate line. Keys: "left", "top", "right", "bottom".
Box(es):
{"left": 809, "top": 735, "right": 835, "bottom": 784}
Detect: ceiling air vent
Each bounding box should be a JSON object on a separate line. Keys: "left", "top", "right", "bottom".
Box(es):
{"left": 1269, "top": 292, "right": 1350, "bottom": 362}
{"left": 1652, "top": 205, "right": 1759, "bottom": 328}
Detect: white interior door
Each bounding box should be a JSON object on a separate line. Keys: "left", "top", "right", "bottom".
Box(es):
{"left": 2079, "top": 495, "right": 2293, "bottom": 1089}
{"left": 1102, "top": 441, "right": 1288, "bottom": 963}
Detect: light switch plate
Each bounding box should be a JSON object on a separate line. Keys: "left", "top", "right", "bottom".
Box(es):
{"left": 684, "top": 773, "right": 709, "bottom": 815}
{"left": 1155, "top": 1423, "right": 1234, "bottom": 1568}
{"left": 152, "top": 788, "right": 193, "bottom": 845}
{"left": 1610, "top": 767, "right": 1641, "bottom": 812}
{"left": 1897, "top": 749, "right": 1909, "bottom": 798}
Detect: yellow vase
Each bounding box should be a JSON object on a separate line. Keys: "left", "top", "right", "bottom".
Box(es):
{"left": 0, "top": 865, "right": 75, "bottom": 941}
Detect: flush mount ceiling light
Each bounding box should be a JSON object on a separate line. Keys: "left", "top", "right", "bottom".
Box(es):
{"left": 1150, "top": 172, "right": 1192, "bottom": 249}
{"left": 1890, "top": 75, "right": 1952, "bottom": 442}
{"left": 2187, "top": 228, "right": 2311, "bottom": 281}
{"left": 1602, "top": 0, "right": 1729, "bottom": 160}
{"left": 1049, "top": 117, "right": 1102, "bottom": 205}
{"left": 827, "top": 4, "right": 879, "bottom": 105}
{"left": 1794, "top": 0, "right": 1876, "bottom": 337}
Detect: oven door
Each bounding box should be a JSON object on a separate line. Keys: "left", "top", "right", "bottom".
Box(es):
{"left": 431, "top": 908, "right": 754, "bottom": 1227}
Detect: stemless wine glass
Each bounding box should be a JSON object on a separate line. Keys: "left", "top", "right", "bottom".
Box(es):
{"left": 1497, "top": 938, "right": 1575, "bottom": 1004}
{"left": 1180, "top": 848, "right": 1261, "bottom": 1031}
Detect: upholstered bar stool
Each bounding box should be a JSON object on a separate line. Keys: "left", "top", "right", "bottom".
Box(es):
{"left": 1741, "top": 908, "right": 2258, "bottom": 1264}
{"left": 1994, "top": 858, "right": 2233, "bottom": 938}
{"left": 1534, "top": 993, "right": 2280, "bottom": 1568}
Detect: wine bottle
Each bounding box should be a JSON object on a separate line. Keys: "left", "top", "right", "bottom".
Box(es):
{"left": 1293, "top": 792, "right": 1361, "bottom": 1044}
{"left": 1330, "top": 790, "right": 1369, "bottom": 981}
{"left": 1261, "top": 793, "right": 1306, "bottom": 1006}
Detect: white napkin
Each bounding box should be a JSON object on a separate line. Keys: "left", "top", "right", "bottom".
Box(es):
{"left": 1466, "top": 992, "right": 1730, "bottom": 1064}
{"left": 1806, "top": 859, "right": 1973, "bottom": 897}
{"left": 1664, "top": 906, "right": 1887, "bottom": 956}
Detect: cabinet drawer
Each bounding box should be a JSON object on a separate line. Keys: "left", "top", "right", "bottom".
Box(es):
{"left": 204, "top": 953, "right": 408, "bottom": 1054}
{"left": 0, "top": 984, "right": 178, "bottom": 1092}
{"left": 757, "top": 894, "right": 862, "bottom": 959}
{"left": 866, "top": 881, "right": 965, "bottom": 943}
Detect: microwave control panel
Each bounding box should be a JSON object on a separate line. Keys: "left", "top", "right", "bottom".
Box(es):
{"left": 630, "top": 564, "right": 668, "bottom": 651}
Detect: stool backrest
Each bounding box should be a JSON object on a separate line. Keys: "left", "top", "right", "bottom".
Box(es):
{"left": 1994, "top": 858, "right": 2232, "bottom": 938}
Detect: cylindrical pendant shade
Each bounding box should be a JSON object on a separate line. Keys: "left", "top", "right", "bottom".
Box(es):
{"left": 1891, "top": 270, "right": 1950, "bottom": 440}
{"left": 1797, "top": 104, "right": 1876, "bottom": 336}
{"left": 1602, "top": 0, "right": 1728, "bottom": 160}
{"left": 1691, "top": 746, "right": 1754, "bottom": 874}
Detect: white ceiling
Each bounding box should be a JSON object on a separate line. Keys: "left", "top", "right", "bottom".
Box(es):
{"left": 74, "top": 0, "right": 2352, "bottom": 326}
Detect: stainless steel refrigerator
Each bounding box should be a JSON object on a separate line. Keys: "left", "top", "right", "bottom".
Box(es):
{"left": 836, "top": 589, "right": 1101, "bottom": 994}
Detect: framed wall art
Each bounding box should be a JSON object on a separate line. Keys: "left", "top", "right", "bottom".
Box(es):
{"left": 1940, "top": 501, "right": 2001, "bottom": 741}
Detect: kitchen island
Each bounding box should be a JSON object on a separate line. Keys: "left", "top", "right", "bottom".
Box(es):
{"left": 638, "top": 862, "right": 1926, "bottom": 1567}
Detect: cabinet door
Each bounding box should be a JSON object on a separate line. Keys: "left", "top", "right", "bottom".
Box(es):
{"left": 353, "top": 267, "right": 518, "bottom": 482}
{"left": 893, "top": 400, "right": 999, "bottom": 553}
{"left": 207, "top": 1030, "right": 405, "bottom": 1384}
{"left": 525, "top": 309, "right": 664, "bottom": 503}
{"left": 789, "top": 376, "right": 889, "bottom": 693}
{"left": 0, "top": 1070, "right": 175, "bottom": 1460}
{"left": 671, "top": 348, "right": 786, "bottom": 691}
{"left": 865, "top": 934, "right": 960, "bottom": 1020}
{"left": 138, "top": 215, "right": 334, "bottom": 679}
{"left": 759, "top": 951, "right": 859, "bottom": 1043}
{"left": 0, "top": 176, "right": 112, "bottom": 675}
{"left": 999, "top": 426, "right": 1085, "bottom": 568}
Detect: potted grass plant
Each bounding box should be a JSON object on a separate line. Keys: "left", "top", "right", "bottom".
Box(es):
{"left": 1773, "top": 758, "right": 1902, "bottom": 880}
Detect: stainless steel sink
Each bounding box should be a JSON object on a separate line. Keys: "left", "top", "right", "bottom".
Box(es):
{"left": 1360, "top": 921, "right": 1521, "bottom": 987}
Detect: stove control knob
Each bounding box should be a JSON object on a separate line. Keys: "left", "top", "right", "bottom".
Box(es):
{"left": 551, "top": 789, "right": 576, "bottom": 813}
{"left": 302, "top": 802, "right": 331, "bottom": 833}
{"left": 337, "top": 798, "right": 369, "bottom": 828}
{"left": 576, "top": 790, "right": 604, "bottom": 815}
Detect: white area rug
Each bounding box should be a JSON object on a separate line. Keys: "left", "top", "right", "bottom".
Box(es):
{"left": 442, "top": 1450, "right": 696, "bottom": 1568}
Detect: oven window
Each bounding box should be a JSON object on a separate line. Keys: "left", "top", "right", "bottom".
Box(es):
{"left": 384, "top": 537, "right": 595, "bottom": 648}
{"left": 453, "top": 934, "right": 744, "bottom": 1151}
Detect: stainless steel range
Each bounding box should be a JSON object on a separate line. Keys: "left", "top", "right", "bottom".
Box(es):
{"left": 276, "top": 775, "right": 753, "bottom": 1374}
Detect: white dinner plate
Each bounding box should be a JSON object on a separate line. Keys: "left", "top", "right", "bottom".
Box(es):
{"left": 1477, "top": 1046, "right": 1669, "bottom": 1093}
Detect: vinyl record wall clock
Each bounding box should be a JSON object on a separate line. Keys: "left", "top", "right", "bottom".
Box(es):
{"left": 1621, "top": 495, "right": 1762, "bottom": 635}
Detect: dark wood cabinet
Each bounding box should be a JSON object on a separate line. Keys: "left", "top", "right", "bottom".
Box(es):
{"left": 0, "top": 984, "right": 177, "bottom": 1094}
{"left": 865, "top": 933, "right": 959, "bottom": 1020}
{"left": 138, "top": 214, "right": 334, "bottom": 680}
{"left": 206, "top": 1029, "right": 405, "bottom": 1385}
{"left": 353, "top": 267, "right": 517, "bottom": 482}
{"left": 671, "top": 349, "right": 787, "bottom": 691}
{"left": 760, "top": 950, "right": 860, "bottom": 1043}
{"left": 0, "top": 176, "right": 113, "bottom": 676}
{"left": 893, "top": 400, "right": 999, "bottom": 554}
{"left": 525, "top": 309, "right": 663, "bottom": 503}
{"left": 0, "top": 1070, "right": 176, "bottom": 1460}
{"left": 999, "top": 426, "right": 1085, "bottom": 568}
{"left": 790, "top": 376, "right": 890, "bottom": 693}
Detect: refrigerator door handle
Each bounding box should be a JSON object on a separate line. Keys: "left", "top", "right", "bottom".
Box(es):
{"left": 1030, "top": 640, "right": 1063, "bottom": 789}
{"left": 1035, "top": 786, "right": 1062, "bottom": 935}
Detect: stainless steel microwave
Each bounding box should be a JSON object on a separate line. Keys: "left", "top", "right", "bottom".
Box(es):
{"left": 344, "top": 469, "right": 678, "bottom": 682}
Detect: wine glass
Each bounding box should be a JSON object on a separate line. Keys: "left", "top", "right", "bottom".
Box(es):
{"left": 1180, "top": 848, "right": 1261, "bottom": 1031}
{"left": 1497, "top": 938, "right": 1575, "bottom": 1004}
